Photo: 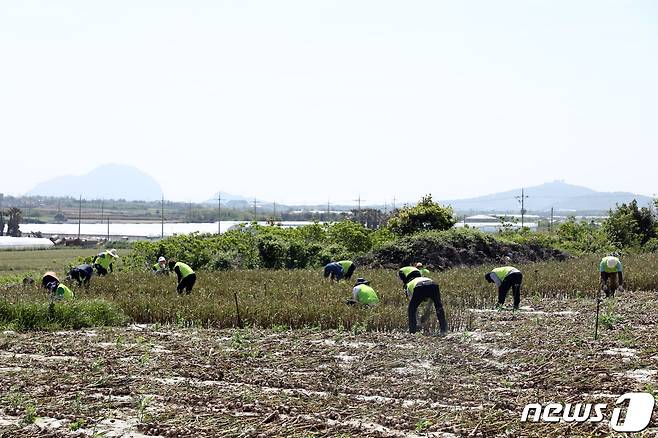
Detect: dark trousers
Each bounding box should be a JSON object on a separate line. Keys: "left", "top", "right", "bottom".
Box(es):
{"left": 94, "top": 265, "right": 108, "bottom": 276}
{"left": 177, "top": 273, "right": 196, "bottom": 294}
{"left": 499, "top": 272, "right": 522, "bottom": 309}
{"left": 600, "top": 272, "right": 621, "bottom": 297}
{"left": 408, "top": 282, "right": 448, "bottom": 334}
{"left": 344, "top": 263, "right": 356, "bottom": 280}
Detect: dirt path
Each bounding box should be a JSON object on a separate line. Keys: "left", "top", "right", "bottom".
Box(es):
{"left": 1, "top": 291, "right": 657, "bottom": 437}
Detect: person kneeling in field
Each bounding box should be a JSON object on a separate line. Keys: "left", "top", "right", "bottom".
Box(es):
{"left": 485, "top": 266, "right": 522, "bottom": 310}
{"left": 323, "top": 260, "right": 356, "bottom": 281}
{"left": 42, "top": 272, "right": 74, "bottom": 301}
{"left": 152, "top": 256, "right": 169, "bottom": 275}
{"left": 399, "top": 268, "right": 447, "bottom": 334}
{"left": 168, "top": 260, "right": 196, "bottom": 294}
{"left": 67, "top": 264, "right": 93, "bottom": 287}
{"left": 599, "top": 254, "right": 623, "bottom": 297}
{"left": 346, "top": 278, "right": 380, "bottom": 306}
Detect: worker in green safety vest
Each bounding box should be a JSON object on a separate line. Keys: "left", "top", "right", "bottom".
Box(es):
{"left": 485, "top": 266, "right": 522, "bottom": 309}
{"left": 400, "top": 273, "right": 447, "bottom": 334}
{"left": 415, "top": 262, "right": 430, "bottom": 277}
{"left": 346, "top": 278, "right": 380, "bottom": 306}
{"left": 41, "top": 272, "right": 74, "bottom": 301}
{"left": 93, "top": 248, "right": 119, "bottom": 276}
{"left": 323, "top": 260, "right": 356, "bottom": 281}
{"left": 152, "top": 256, "right": 169, "bottom": 275}
{"left": 168, "top": 260, "right": 196, "bottom": 294}
{"left": 599, "top": 254, "right": 623, "bottom": 297}
{"left": 398, "top": 266, "right": 422, "bottom": 289}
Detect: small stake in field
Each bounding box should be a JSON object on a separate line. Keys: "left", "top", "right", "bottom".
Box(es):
{"left": 234, "top": 292, "right": 244, "bottom": 329}
{"left": 594, "top": 289, "right": 602, "bottom": 340}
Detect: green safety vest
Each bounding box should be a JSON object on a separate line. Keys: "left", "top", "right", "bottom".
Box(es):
{"left": 355, "top": 285, "right": 379, "bottom": 305}
{"left": 338, "top": 261, "right": 353, "bottom": 273}
{"left": 492, "top": 266, "right": 519, "bottom": 282}
{"left": 152, "top": 262, "right": 165, "bottom": 271}
{"left": 399, "top": 266, "right": 420, "bottom": 282}
{"left": 175, "top": 262, "right": 194, "bottom": 278}
{"left": 55, "top": 284, "right": 74, "bottom": 300}
{"left": 600, "top": 256, "right": 621, "bottom": 273}
{"left": 96, "top": 252, "right": 112, "bottom": 270}
{"left": 419, "top": 268, "right": 430, "bottom": 277}
{"left": 406, "top": 277, "right": 433, "bottom": 297}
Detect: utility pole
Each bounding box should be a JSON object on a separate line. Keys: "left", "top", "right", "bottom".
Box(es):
{"left": 188, "top": 201, "right": 192, "bottom": 222}
{"left": 273, "top": 201, "right": 276, "bottom": 220}
{"left": 353, "top": 195, "right": 363, "bottom": 222}
{"left": 217, "top": 193, "right": 222, "bottom": 235}
{"left": 100, "top": 199, "right": 104, "bottom": 225}
{"left": 107, "top": 215, "right": 110, "bottom": 241}
{"left": 515, "top": 188, "right": 529, "bottom": 228}
{"left": 549, "top": 207, "right": 554, "bottom": 234}
{"left": 161, "top": 195, "right": 164, "bottom": 239}
{"left": 253, "top": 198, "right": 257, "bottom": 221}
{"left": 384, "top": 201, "right": 387, "bottom": 215}
{"left": 392, "top": 196, "right": 396, "bottom": 211}
{"left": 77, "top": 195, "right": 82, "bottom": 241}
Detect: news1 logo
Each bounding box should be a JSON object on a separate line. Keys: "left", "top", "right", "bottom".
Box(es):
{"left": 521, "top": 393, "right": 655, "bottom": 432}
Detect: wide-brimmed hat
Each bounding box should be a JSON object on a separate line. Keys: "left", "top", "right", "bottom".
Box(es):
{"left": 158, "top": 256, "right": 166, "bottom": 263}
{"left": 355, "top": 277, "right": 370, "bottom": 285}
{"left": 415, "top": 262, "right": 423, "bottom": 268}
{"left": 108, "top": 249, "right": 119, "bottom": 258}
{"left": 607, "top": 258, "right": 618, "bottom": 269}
{"left": 42, "top": 271, "right": 60, "bottom": 282}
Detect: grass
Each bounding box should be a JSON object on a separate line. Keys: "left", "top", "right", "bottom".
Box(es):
{"left": 1, "top": 253, "right": 657, "bottom": 332}
{"left": 0, "top": 248, "right": 102, "bottom": 278}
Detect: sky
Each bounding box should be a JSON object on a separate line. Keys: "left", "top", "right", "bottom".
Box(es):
{"left": 1, "top": 0, "right": 657, "bottom": 205}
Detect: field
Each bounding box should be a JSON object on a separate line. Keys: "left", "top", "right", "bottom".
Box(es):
{"left": 0, "top": 248, "right": 102, "bottom": 279}
{"left": 1, "top": 252, "right": 658, "bottom": 436}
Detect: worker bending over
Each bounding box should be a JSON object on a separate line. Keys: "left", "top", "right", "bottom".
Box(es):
{"left": 347, "top": 278, "right": 380, "bottom": 306}
{"left": 67, "top": 264, "right": 93, "bottom": 287}
{"left": 42, "top": 272, "right": 74, "bottom": 301}
{"left": 599, "top": 254, "right": 623, "bottom": 297}
{"left": 93, "top": 249, "right": 119, "bottom": 276}
{"left": 168, "top": 260, "right": 196, "bottom": 294}
{"left": 485, "top": 266, "right": 522, "bottom": 310}
{"left": 323, "top": 260, "right": 356, "bottom": 281}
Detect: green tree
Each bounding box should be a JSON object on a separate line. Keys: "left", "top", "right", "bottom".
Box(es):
{"left": 386, "top": 195, "right": 456, "bottom": 236}
{"left": 327, "top": 220, "right": 372, "bottom": 254}
{"left": 602, "top": 200, "right": 657, "bottom": 249}
{"left": 6, "top": 207, "right": 22, "bottom": 237}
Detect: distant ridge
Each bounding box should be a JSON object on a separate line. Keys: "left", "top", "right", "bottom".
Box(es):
{"left": 443, "top": 180, "right": 654, "bottom": 212}
{"left": 27, "top": 164, "right": 163, "bottom": 201}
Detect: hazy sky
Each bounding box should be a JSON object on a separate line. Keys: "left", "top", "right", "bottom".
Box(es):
{"left": 1, "top": 1, "right": 657, "bottom": 204}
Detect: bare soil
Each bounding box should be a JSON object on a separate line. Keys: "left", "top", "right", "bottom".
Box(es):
{"left": 1, "top": 291, "right": 657, "bottom": 437}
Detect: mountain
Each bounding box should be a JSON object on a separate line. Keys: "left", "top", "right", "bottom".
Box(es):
{"left": 444, "top": 181, "right": 654, "bottom": 212}
{"left": 27, "top": 164, "right": 163, "bottom": 201}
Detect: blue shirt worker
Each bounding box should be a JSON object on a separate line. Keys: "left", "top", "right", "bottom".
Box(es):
{"left": 347, "top": 278, "right": 380, "bottom": 306}
{"left": 323, "top": 260, "right": 356, "bottom": 281}
{"left": 67, "top": 264, "right": 93, "bottom": 287}
{"left": 599, "top": 254, "right": 623, "bottom": 297}
{"left": 401, "top": 273, "right": 447, "bottom": 335}
{"left": 485, "top": 266, "right": 522, "bottom": 310}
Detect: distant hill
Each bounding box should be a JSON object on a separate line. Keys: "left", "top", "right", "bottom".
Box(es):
{"left": 444, "top": 181, "right": 654, "bottom": 212}
{"left": 27, "top": 164, "right": 163, "bottom": 201}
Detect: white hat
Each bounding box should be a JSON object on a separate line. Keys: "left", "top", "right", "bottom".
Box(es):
{"left": 607, "top": 257, "right": 617, "bottom": 269}
{"left": 108, "top": 249, "right": 119, "bottom": 258}
{"left": 158, "top": 256, "right": 166, "bottom": 263}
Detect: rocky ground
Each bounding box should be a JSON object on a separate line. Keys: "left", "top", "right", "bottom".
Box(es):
{"left": 1, "top": 290, "right": 657, "bottom": 437}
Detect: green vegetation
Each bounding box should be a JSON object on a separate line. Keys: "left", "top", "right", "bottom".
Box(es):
{"left": 0, "top": 299, "right": 128, "bottom": 331}
{"left": 2, "top": 254, "right": 657, "bottom": 332}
